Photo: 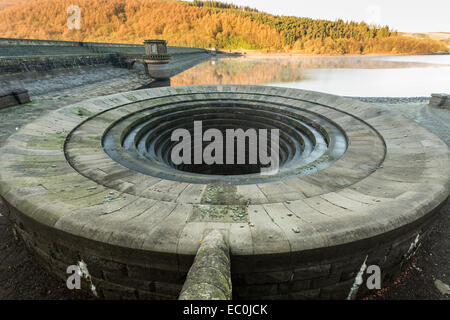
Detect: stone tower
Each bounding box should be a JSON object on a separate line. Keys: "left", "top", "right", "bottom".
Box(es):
{"left": 143, "top": 40, "right": 171, "bottom": 64}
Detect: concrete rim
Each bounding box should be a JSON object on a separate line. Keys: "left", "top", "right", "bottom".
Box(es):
{"left": 0, "top": 85, "right": 449, "bottom": 259}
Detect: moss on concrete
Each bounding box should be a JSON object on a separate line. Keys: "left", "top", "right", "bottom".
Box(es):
{"left": 201, "top": 184, "right": 248, "bottom": 205}
{"left": 71, "top": 107, "right": 94, "bottom": 117}
{"left": 27, "top": 133, "right": 66, "bottom": 150}
{"left": 43, "top": 188, "right": 112, "bottom": 207}
{"left": 190, "top": 184, "right": 249, "bottom": 222}
{"left": 23, "top": 154, "right": 66, "bottom": 163}
{"left": 191, "top": 204, "right": 248, "bottom": 222}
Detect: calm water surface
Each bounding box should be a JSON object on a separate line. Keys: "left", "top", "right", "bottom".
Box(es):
{"left": 171, "top": 54, "right": 450, "bottom": 97}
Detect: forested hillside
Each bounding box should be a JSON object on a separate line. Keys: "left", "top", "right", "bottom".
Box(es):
{"left": 0, "top": 0, "right": 32, "bottom": 10}
{"left": 0, "top": 0, "right": 447, "bottom": 54}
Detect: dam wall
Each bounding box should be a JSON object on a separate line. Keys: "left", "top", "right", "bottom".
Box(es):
{"left": 0, "top": 54, "right": 124, "bottom": 74}
{"left": 0, "top": 38, "right": 209, "bottom": 74}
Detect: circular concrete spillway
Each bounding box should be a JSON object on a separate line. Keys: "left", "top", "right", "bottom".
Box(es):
{"left": 0, "top": 85, "right": 448, "bottom": 300}
{"left": 101, "top": 99, "right": 348, "bottom": 183}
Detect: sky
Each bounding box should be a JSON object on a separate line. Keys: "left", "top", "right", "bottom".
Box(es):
{"left": 188, "top": 0, "right": 450, "bottom": 33}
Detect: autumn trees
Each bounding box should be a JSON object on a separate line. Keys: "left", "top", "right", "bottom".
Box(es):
{"left": 0, "top": 0, "right": 447, "bottom": 54}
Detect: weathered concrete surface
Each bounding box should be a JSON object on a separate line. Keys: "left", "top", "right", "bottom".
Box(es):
{"left": 0, "top": 66, "right": 149, "bottom": 98}
{"left": 0, "top": 67, "right": 151, "bottom": 299}
{"left": 356, "top": 99, "right": 450, "bottom": 300}
{"left": 375, "top": 101, "right": 450, "bottom": 146}
{"left": 0, "top": 66, "right": 150, "bottom": 143}
{"left": 0, "top": 85, "right": 448, "bottom": 300}
{"left": 179, "top": 230, "right": 232, "bottom": 300}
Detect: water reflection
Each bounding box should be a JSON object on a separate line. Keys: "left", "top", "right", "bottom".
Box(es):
{"left": 171, "top": 58, "right": 309, "bottom": 86}
{"left": 171, "top": 55, "right": 450, "bottom": 97}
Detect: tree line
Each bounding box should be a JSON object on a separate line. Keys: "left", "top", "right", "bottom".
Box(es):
{"left": 186, "top": 0, "right": 259, "bottom": 12}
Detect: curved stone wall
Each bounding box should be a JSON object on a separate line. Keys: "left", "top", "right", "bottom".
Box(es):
{"left": 0, "top": 85, "right": 448, "bottom": 299}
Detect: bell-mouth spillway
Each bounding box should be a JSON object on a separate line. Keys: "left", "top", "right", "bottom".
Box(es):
{"left": 102, "top": 99, "right": 348, "bottom": 184}
{"left": 0, "top": 85, "right": 448, "bottom": 300}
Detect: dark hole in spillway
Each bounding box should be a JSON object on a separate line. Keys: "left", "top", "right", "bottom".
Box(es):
{"left": 178, "top": 162, "right": 264, "bottom": 175}
{"left": 102, "top": 100, "right": 347, "bottom": 184}
{"left": 169, "top": 127, "right": 279, "bottom": 176}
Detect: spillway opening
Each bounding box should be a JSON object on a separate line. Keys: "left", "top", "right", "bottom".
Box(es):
{"left": 168, "top": 124, "right": 281, "bottom": 176}
{"left": 102, "top": 99, "right": 347, "bottom": 184}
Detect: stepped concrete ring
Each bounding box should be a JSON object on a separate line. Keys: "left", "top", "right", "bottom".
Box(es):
{"left": 0, "top": 85, "right": 448, "bottom": 299}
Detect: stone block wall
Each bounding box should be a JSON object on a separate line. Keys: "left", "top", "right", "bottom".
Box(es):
{"left": 0, "top": 54, "right": 126, "bottom": 74}
{"left": 231, "top": 201, "right": 444, "bottom": 300}
{"left": 0, "top": 38, "right": 144, "bottom": 49}
{"left": 2, "top": 195, "right": 444, "bottom": 300}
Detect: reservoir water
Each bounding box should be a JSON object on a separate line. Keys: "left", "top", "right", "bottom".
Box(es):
{"left": 171, "top": 54, "right": 450, "bottom": 97}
